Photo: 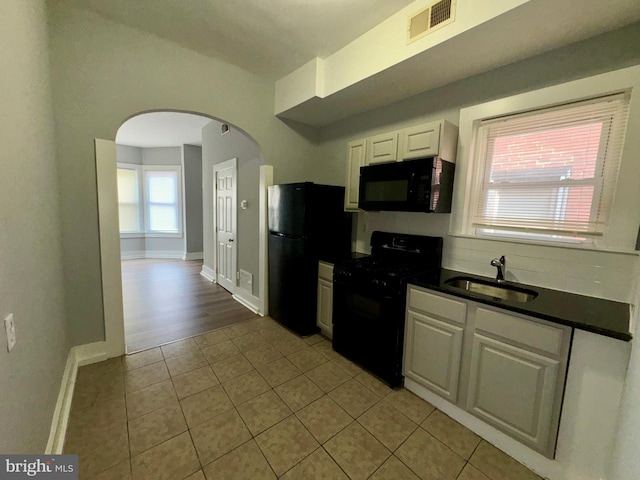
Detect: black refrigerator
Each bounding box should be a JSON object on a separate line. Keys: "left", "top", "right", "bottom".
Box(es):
{"left": 268, "top": 183, "right": 352, "bottom": 336}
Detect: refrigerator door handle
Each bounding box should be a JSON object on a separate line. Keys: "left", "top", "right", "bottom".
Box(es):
{"left": 270, "top": 231, "right": 307, "bottom": 240}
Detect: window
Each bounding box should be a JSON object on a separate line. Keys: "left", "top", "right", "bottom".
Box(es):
{"left": 470, "top": 93, "right": 630, "bottom": 243}
{"left": 116, "top": 164, "right": 182, "bottom": 236}
{"left": 116, "top": 167, "right": 141, "bottom": 233}
{"left": 144, "top": 169, "right": 180, "bottom": 233}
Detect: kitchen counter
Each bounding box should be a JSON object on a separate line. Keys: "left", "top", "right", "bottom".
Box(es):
{"left": 409, "top": 268, "right": 632, "bottom": 341}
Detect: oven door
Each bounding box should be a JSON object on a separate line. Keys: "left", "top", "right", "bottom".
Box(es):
{"left": 332, "top": 279, "right": 406, "bottom": 387}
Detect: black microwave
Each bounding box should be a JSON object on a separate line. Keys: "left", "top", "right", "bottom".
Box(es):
{"left": 358, "top": 157, "right": 455, "bottom": 212}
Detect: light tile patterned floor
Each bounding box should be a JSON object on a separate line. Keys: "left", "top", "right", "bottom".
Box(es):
{"left": 64, "top": 316, "right": 543, "bottom": 480}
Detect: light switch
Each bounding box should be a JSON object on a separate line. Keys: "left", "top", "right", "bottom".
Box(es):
{"left": 4, "top": 313, "right": 16, "bottom": 352}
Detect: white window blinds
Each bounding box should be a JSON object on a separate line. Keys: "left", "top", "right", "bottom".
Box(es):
{"left": 145, "top": 169, "right": 180, "bottom": 233}
{"left": 117, "top": 168, "right": 141, "bottom": 233}
{"left": 471, "top": 93, "right": 630, "bottom": 238}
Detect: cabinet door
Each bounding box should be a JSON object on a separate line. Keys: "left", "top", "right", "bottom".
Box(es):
{"left": 345, "top": 139, "right": 366, "bottom": 211}
{"left": 404, "top": 310, "right": 464, "bottom": 402}
{"left": 366, "top": 131, "right": 399, "bottom": 165}
{"left": 316, "top": 278, "right": 333, "bottom": 337}
{"left": 401, "top": 121, "right": 441, "bottom": 159}
{"left": 467, "top": 333, "right": 559, "bottom": 453}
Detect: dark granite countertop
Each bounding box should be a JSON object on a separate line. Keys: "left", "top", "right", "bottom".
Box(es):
{"left": 408, "top": 268, "right": 632, "bottom": 342}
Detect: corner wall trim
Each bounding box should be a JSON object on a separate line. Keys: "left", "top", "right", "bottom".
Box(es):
{"left": 232, "top": 291, "right": 261, "bottom": 315}
{"left": 201, "top": 265, "right": 216, "bottom": 282}
{"left": 183, "top": 251, "right": 204, "bottom": 261}
{"left": 45, "top": 341, "right": 110, "bottom": 454}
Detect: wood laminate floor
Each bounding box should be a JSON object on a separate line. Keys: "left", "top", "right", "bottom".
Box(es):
{"left": 122, "top": 259, "right": 258, "bottom": 353}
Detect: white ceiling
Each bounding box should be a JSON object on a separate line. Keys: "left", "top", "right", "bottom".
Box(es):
{"left": 116, "top": 112, "right": 214, "bottom": 147}
{"left": 65, "top": 0, "right": 415, "bottom": 79}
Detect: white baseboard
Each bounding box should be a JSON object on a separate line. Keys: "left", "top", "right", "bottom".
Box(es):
{"left": 183, "top": 251, "right": 204, "bottom": 261}
{"left": 121, "top": 251, "right": 186, "bottom": 260}
{"left": 45, "top": 342, "right": 109, "bottom": 454}
{"left": 45, "top": 350, "right": 77, "bottom": 454}
{"left": 201, "top": 265, "right": 216, "bottom": 282}
{"left": 404, "top": 378, "right": 553, "bottom": 480}
{"left": 121, "top": 250, "right": 145, "bottom": 260}
{"left": 232, "top": 291, "right": 261, "bottom": 315}
{"left": 145, "top": 251, "right": 184, "bottom": 259}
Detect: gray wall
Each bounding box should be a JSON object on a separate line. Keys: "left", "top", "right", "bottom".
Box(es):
{"left": 182, "top": 145, "right": 204, "bottom": 254}
{"left": 202, "top": 121, "right": 262, "bottom": 297}
{"left": 0, "top": 0, "right": 71, "bottom": 453}
{"left": 116, "top": 145, "right": 192, "bottom": 257}
{"left": 142, "top": 147, "right": 181, "bottom": 166}
{"left": 48, "top": 3, "right": 321, "bottom": 344}
{"left": 116, "top": 144, "right": 142, "bottom": 164}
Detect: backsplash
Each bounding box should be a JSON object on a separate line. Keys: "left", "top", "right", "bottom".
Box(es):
{"left": 356, "top": 212, "right": 638, "bottom": 304}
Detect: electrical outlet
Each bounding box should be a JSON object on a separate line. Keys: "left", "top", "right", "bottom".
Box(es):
{"left": 4, "top": 313, "right": 16, "bottom": 352}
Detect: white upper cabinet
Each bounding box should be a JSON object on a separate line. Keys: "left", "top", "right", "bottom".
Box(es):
{"left": 343, "top": 120, "right": 458, "bottom": 211}
{"left": 366, "top": 131, "right": 399, "bottom": 165}
{"left": 400, "top": 120, "right": 458, "bottom": 162}
{"left": 345, "top": 139, "right": 366, "bottom": 211}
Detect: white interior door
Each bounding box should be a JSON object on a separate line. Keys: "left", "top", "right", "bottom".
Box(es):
{"left": 214, "top": 158, "right": 237, "bottom": 293}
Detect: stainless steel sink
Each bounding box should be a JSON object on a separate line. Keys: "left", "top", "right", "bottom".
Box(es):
{"left": 445, "top": 276, "right": 538, "bottom": 303}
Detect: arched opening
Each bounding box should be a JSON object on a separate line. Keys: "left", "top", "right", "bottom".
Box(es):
{"left": 96, "top": 109, "right": 273, "bottom": 355}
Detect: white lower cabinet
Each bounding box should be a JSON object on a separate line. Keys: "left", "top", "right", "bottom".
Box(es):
{"left": 316, "top": 262, "right": 334, "bottom": 337}
{"left": 404, "top": 285, "right": 571, "bottom": 458}
{"left": 404, "top": 289, "right": 466, "bottom": 402}
{"left": 467, "top": 333, "right": 560, "bottom": 453}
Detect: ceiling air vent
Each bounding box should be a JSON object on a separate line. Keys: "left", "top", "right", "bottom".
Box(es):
{"left": 407, "top": 0, "right": 456, "bottom": 44}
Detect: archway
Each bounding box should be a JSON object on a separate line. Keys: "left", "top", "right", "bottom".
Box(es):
{"left": 96, "top": 109, "right": 273, "bottom": 356}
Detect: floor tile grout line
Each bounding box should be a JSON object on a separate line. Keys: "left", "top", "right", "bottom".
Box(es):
{"left": 79, "top": 318, "right": 519, "bottom": 480}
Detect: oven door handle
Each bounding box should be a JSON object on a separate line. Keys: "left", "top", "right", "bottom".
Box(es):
{"left": 332, "top": 280, "right": 400, "bottom": 301}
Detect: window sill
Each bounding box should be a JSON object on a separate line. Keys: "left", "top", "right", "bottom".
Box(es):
{"left": 120, "top": 232, "right": 183, "bottom": 239}
{"left": 448, "top": 232, "right": 639, "bottom": 256}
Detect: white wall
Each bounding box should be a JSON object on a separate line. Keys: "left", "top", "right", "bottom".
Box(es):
{"left": 48, "top": 3, "right": 323, "bottom": 345}
{"left": 0, "top": 0, "right": 71, "bottom": 453}
{"left": 319, "top": 24, "right": 640, "bottom": 304}
{"left": 610, "top": 257, "right": 640, "bottom": 480}
{"left": 316, "top": 26, "right": 640, "bottom": 480}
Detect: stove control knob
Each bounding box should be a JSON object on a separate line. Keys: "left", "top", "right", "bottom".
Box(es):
{"left": 372, "top": 279, "right": 379, "bottom": 286}
{"left": 380, "top": 280, "right": 387, "bottom": 288}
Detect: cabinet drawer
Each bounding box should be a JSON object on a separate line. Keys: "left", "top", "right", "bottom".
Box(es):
{"left": 318, "top": 261, "right": 334, "bottom": 281}
{"left": 408, "top": 287, "right": 466, "bottom": 325}
{"left": 476, "top": 308, "right": 567, "bottom": 356}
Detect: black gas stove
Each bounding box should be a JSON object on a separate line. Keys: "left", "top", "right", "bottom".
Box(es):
{"left": 332, "top": 231, "right": 443, "bottom": 387}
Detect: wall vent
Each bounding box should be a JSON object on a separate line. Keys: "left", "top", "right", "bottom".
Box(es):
{"left": 407, "top": 0, "right": 456, "bottom": 44}
{"left": 239, "top": 269, "right": 253, "bottom": 293}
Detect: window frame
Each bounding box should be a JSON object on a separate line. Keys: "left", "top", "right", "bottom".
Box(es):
{"left": 451, "top": 67, "right": 639, "bottom": 252}
{"left": 116, "top": 163, "right": 183, "bottom": 238}
{"left": 468, "top": 95, "right": 627, "bottom": 243}
{"left": 142, "top": 165, "right": 183, "bottom": 237}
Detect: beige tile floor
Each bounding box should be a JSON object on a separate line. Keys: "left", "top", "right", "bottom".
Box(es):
{"left": 64, "top": 316, "right": 543, "bottom": 480}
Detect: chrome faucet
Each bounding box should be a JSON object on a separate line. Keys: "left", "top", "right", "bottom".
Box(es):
{"left": 491, "top": 256, "right": 506, "bottom": 282}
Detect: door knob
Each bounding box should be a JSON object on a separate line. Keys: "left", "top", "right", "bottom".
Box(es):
{"left": 229, "top": 238, "right": 234, "bottom": 242}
